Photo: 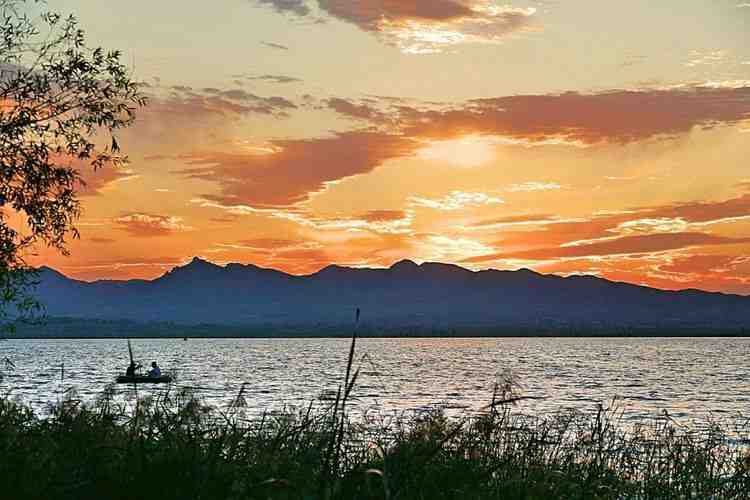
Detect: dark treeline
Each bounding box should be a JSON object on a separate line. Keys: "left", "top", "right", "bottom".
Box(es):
{"left": 9, "top": 316, "right": 750, "bottom": 339}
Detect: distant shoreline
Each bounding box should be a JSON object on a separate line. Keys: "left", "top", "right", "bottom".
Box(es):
{"left": 7, "top": 333, "right": 750, "bottom": 339}
{"left": 7, "top": 316, "right": 749, "bottom": 339}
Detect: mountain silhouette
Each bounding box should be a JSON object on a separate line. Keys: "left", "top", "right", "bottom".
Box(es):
{"left": 32, "top": 258, "right": 750, "bottom": 331}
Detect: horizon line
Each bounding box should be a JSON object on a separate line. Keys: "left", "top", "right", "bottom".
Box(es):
{"left": 36, "top": 256, "right": 747, "bottom": 298}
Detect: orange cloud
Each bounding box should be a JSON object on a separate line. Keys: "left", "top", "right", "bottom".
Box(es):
{"left": 643, "top": 194, "right": 750, "bottom": 224}
{"left": 469, "top": 233, "right": 750, "bottom": 262}
{"left": 179, "top": 131, "right": 417, "bottom": 208}
{"left": 465, "top": 193, "right": 750, "bottom": 263}
{"left": 658, "top": 254, "right": 743, "bottom": 275}
{"left": 530, "top": 254, "right": 750, "bottom": 294}
{"left": 497, "top": 194, "right": 750, "bottom": 246}
{"left": 114, "top": 213, "right": 191, "bottom": 237}
{"left": 331, "top": 86, "right": 750, "bottom": 144}
{"left": 318, "top": 1, "right": 536, "bottom": 53}
{"left": 77, "top": 166, "right": 137, "bottom": 196}
{"left": 254, "top": 1, "right": 536, "bottom": 53}
{"left": 165, "top": 86, "right": 750, "bottom": 221}
{"left": 319, "top": 0, "right": 473, "bottom": 27}
{"left": 360, "top": 209, "right": 408, "bottom": 222}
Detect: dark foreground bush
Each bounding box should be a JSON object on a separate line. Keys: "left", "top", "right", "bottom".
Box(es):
{"left": 1, "top": 387, "right": 749, "bottom": 500}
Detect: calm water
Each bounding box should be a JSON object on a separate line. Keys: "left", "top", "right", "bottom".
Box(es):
{"left": 1, "top": 337, "right": 749, "bottom": 424}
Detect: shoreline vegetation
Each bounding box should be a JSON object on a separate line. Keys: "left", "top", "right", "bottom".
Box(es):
{"left": 2, "top": 396, "right": 750, "bottom": 500}
{"left": 2, "top": 385, "right": 749, "bottom": 499}
{"left": 9, "top": 317, "right": 750, "bottom": 338}
{"left": 2, "top": 334, "right": 750, "bottom": 499}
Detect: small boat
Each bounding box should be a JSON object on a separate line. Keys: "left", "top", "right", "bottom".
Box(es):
{"left": 116, "top": 375, "right": 172, "bottom": 384}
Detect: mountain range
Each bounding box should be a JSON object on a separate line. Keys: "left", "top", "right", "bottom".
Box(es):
{"left": 30, "top": 257, "right": 750, "bottom": 333}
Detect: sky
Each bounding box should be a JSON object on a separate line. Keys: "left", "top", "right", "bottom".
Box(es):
{"left": 27, "top": 0, "right": 750, "bottom": 293}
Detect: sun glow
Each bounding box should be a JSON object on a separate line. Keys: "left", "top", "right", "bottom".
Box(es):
{"left": 417, "top": 135, "right": 496, "bottom": 167}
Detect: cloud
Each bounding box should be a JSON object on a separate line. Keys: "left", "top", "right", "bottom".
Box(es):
{"left": 409, "top": 191, "right": 503, "bottom": 211}
{"left": 360, "top": 209, "right": 408, "bottom": 222}
{"left": 329, "top": 85, "right": 750, "bottom": 145}
{"left": 499, "top": 194, "right": 750, "bottom": 248}
{"left": 171, "top": 85, "right": 750, "bottom": 219}
{"left": 418, "top": 234, "right": 494, "bottom": 261}
{"left": 199, "top": 87, "right": 297, "bottom": 109}
{"left": 254, "top": 0, "right": 310, "bottom": 16}
{"left": 317, "top": 1, "right": 537, "bottom": 53}
{"left": 643, "top": 194, "right": 750, "bottom": 224}
{"left": 657, "top": 254, "right": 743, "bottom": 275}
{"left": 233, "top": 74, "right": 302, "bottom": 84}
{"left": 615, "top": 218, "right": 688, "bottom": 235}
{"left": 77, "top": 166, "right": 138, "bottom": 196}
{"left": 326, "top": 97, "right": 392, "bottom": 123}
{"left": 462, "top": 193, "right": 750, "bottom": 264}
{"left": 261, "top": 41, "right": 290, "bottom": 50}
{"left": 146, "top": 86, "right": 297, "bottom": 123}
{"left": 507, "top": 181, "right": 561, "bottom": 192}
{"left": 178, "top": 131, "right": 417, "bottom": 208}
{"left": 464, "top": 232, "right": 750, "bottom": 263}
{"left": 272, "top": 209, "right": 414, "bottom": 234}
{"left": 114, "top": 213, "right": 191, "bottom": 237}
{"left": 466, "top": 213, "right": 561, "bottom": 228}
{"left": 685, "top": 50, "right": 728, "bottom": 68}
{"left": 529, "top": 254, "right": 750, "bottom": 294}
{"left": 405, "top": 86, "right": 750, "bottom": 144}
{"left": 253, "top": 1, "right": 536, "bottom": 53}
{"left": 319, "top": 0, "right": 473, "bottom": 28}
{"left": 124, "top": 85, "right": 301, "bottom": 153}
{"left": 234, "top": 238, "right": 306, "bottom": 249}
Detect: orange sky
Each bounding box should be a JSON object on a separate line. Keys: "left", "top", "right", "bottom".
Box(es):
{"left": 23, "top": 0, "right": 750, "bottom": 294}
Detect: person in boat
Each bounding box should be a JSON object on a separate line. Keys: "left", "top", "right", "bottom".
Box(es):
{"left": 125, "top": 361, "right": 141, "bottom": 377}
{"left": 148, "top": 361, "right": 161, "bottom": 378}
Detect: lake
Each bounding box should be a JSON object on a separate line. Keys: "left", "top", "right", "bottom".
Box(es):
{"left": 1, "top": 337, "right": 749, "bottom": 424}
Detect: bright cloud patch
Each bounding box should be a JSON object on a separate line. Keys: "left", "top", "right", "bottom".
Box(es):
{"left": 376, "top": 5, "right": 537, "bottom": 54}
{"left": 616, "top": 218, "right": 689, "bottom": 234}
{"left": 410, "top": 191, "right": 504, "bottom": 210}
{"left": 420, "top": 234, "right": 494, "bottom": 261}
{"left": 417, "top": 135, "right": 496, "bottom": 166}
{"left": 507, "top": 182, "right": 562, "bottom": 192}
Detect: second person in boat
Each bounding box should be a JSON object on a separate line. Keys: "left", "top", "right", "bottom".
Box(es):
{"left": 148, "top": 361, "right": 161, "bottom": 378}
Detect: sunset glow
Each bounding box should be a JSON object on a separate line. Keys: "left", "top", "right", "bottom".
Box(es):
{"left": 25, "top": 0, "right": 750, "bottom": 294}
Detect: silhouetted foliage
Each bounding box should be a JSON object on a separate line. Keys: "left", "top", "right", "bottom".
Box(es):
{"left": 0, "top": 0, "right": 146, "bottom": 325}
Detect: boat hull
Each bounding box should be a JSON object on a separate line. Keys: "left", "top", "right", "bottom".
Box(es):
{"left": 116, "top": 375, "right": 172, "bottom": 384}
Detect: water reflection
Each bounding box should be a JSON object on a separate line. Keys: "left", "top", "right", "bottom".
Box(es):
{"left": 1, "top": 337, "right": 749, "bottom": 425}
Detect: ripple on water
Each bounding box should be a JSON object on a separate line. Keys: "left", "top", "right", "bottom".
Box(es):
{"left": 1, "top": 337, "right": 749, "bottom": 426}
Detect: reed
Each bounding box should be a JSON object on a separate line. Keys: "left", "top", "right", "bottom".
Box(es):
{"left": 2, "top": 389, "right": 749, "bottom": 499}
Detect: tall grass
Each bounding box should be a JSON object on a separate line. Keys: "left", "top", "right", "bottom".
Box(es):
{"left": 1, "top": 328, "right": 749, "bottom": 499}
